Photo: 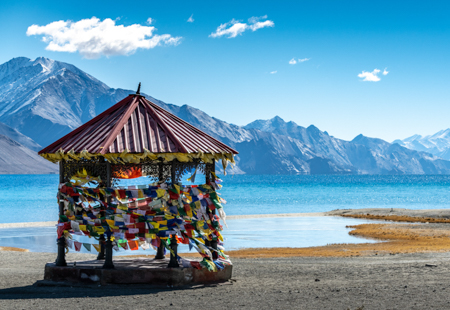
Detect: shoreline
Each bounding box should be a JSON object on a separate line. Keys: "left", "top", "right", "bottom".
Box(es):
{"left": 2, "top": 208, "right": 450, "bottom": 258}
{"left": 3, "top": 207, "right": 450, "bottom": 229}
{"left": 0, "top": 212, "right": 328, "bottom": 229}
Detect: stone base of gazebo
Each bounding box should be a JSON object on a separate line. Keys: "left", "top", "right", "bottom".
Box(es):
{"left": 44, "top": 257, "right": 232, "bottom": 286}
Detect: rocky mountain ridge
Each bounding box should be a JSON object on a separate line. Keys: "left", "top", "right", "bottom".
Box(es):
{"left": 0, "top": 134, "right": 57, "bottom": 174}
{"left": 393, "top": 129, "right": 450, "bottom": 160}
{"left": 0, "top": 56, "right": 449, "bottom": 175}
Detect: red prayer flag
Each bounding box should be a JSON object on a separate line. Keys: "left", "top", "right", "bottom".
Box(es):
{"left": 125, "top": 233, "right": 135, "bottom": 240}
{"left": 119, "top": 190, "right": 126, "bottom": 199}
{"left": 151, "top": 237, "right": 160, "bottom": 248}
{"left": 57, "top": 225, "right": 64, "bottom": 238}
{"left": 129, "top": 240, "right": 139, "bottom": 251}
{"left": 74, "top": 241, "right": 82, "bottom": 252}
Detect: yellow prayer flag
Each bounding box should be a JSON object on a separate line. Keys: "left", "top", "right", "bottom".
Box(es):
{"left": 187, "top": 209, "right": 193, "bottom": 218}
{"left": 174, "top": 184, "right": 180, "bottom": 193}
{"left": 195, "top": 237, "right": 205, "bottom": 244}
{"left": 92, "top": 244, "right": 101, "bottom": 252}
{"left": 156, "top": 189, "right": 166, "bottom": 198}
{"left": 94, "top": 227, "right": 105, "bottom": 234}
{"left": 149, "top": 222, "right": 160, "bottom": 229}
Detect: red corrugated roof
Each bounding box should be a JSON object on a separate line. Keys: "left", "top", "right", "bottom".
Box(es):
{"left": 38, "top": 94, "right": 238, "bottom": 155}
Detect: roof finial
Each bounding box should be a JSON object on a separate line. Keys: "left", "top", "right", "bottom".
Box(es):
{"left": 136, "top": 82, "right": 141, "bottom": 95}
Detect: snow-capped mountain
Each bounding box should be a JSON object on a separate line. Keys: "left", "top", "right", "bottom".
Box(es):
{"left": 245, "top": 116, "right": 450, "bottom": 174}
{"left": 1, "top": 56, "right": 450, "bottom": 175}
{"left": 393, "top": 129, "right": 450, "bottom": 160}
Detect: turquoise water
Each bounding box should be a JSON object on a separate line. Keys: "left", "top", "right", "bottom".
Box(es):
{"left": 1, "top": 174, "right": 450, "bottom": 223}
{"left": 0, "top": 216, "right": 379, "bottom": 254}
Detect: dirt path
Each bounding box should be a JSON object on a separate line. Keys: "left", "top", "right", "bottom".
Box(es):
{"left": 1, "top": 251, "right": 450, "bottom": 309}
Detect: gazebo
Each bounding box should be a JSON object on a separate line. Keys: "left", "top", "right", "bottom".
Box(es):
{"left": 38, "top": 84, "right": 238, "bottom": 285}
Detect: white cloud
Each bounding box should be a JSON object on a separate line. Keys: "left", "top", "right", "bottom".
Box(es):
{"left": 146, "top": 18, "right": 153, "bottom": 25}
{"left": 270, "top": 71, "right": 277, "bottom": 74}
{"left": 187, "top": 14, "right": 194, "bottom": 23}
{"left": 209, "top": 15, "right": 274, "bottom": 38}
{"left": 383, "top": 68, "right": 389, "bottom": 75}
{"left": 248, "top": 15, "right": 267, "bottom": 24}
{"left": 358, "top": 69, "right": 381, "bottom": 82}
{"left": 289, "top": 57, "right": 310, "bottom": 65}
{"left": 26, "top": 17, "right": 182, "bottom": 59}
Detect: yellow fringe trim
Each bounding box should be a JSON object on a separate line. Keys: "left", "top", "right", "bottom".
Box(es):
{"left": 39, "top": 149, "right": 235, "bottom": 167}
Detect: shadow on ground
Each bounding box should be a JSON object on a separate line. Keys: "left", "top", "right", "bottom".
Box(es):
{"left": 0, "top": 281, "right": 230, "bottom": 300}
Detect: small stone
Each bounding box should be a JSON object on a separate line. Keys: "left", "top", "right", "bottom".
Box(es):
{"left": 315, "top": 279, "right": 320, "bottom": 282}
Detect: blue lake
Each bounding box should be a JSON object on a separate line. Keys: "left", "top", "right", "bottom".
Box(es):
{"left": 1, "top": 174, "right": 450, "bottom": 223}
{"left": 1, "top": 174, "right": 446, "bottom": 252}
{"left": 0, "top": 216, "right": 379, "bottom": 254}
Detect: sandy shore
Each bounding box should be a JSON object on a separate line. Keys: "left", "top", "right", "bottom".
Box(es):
{"left": 326, "top": 208, "right": 450, "bottom": 222}
{"left": 2, "top": 208, "right": 450, "bottom": 308}
{"left": 0, "top": 213, "right": 326, "bottom": 229}
{"left": 0, "top": 221, "right": 57, "bottom": 229}
{"left": 3, "top": 207, "right": 449, "bottom": 229}
{"left": 1, "top": 251, "right": 450, "bottom": 309}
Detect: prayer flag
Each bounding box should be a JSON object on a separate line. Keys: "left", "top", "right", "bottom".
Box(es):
{"left": 128, "top": 240, "right": 139, "bottom": 251}
{"left": 74, "top": 241, "right": 82, "bottom": 252}
{"left": 83, "top": 243, "right": 91, "bottom": 252}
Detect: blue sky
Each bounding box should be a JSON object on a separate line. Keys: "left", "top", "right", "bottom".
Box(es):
{"left": 1, "top": 0, "right": 450, "bottom": 142}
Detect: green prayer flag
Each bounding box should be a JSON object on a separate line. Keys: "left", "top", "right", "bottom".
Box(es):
{"left": 83, "top": 243, "right": 91, "bottom": 252}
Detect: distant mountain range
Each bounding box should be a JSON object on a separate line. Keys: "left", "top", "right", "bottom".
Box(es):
{"left": 1, "top": 56, "right": 450, "bottom": 175}
{"left": 393, "top": 129, "right": 450, "bottom": 160}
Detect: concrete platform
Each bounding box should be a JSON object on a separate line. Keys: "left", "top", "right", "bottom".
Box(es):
{"left": 44, "top": 257, "right": 232, "bottom": 286}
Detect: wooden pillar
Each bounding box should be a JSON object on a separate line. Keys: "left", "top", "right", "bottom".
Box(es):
{"left": 103, "top": 159, "right": 114, "bottom": 269}
{"left": 155, "top": 242, "right": 165, "bottom": 259}
{"left": 97, "top": 236, "right": 106, "bottom": 260}
{"left": 155, "top": 162, "right": 166, "bottom": 259}
{"left": 209, "top": 159, "right": 218, "bottom": 260}
{"left": 168, "top": 234, "right": 179, "bottom": 268}
{"left": 167, "top": 162, "right": 179, "bottom": 267}
{"left": 158, "top": 162, "right": 163, "bottom": 182}
{"left": 55, "top": 160, "right": 67, "bottom": 266}
{"left": 102, "top": 235, "right": 114, "bottom": 269}
{"left": 171, "top": 160, "right": 177, "bottom": 184}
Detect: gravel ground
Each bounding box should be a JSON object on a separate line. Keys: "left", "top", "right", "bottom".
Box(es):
{"left": 1, "top": 251, "right": 450, "bottom": 309}
{"left": 326, "top": 208, "right": 450, "bottom": 219}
